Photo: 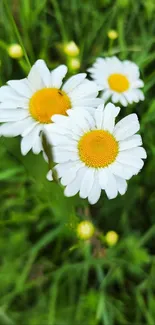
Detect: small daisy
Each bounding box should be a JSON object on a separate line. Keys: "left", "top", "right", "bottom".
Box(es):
{"left": 45, "top": 103, "right": 146, "bottom": 204}
{"left": 0, "top": 59, "right": 101, "bottom": 155}
{"left": 88, "top": 56, "right": 144, "bottom": 107}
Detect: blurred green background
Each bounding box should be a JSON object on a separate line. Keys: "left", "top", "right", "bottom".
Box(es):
{"left": 0, "top": 0, "right": 155, "bottom": 324}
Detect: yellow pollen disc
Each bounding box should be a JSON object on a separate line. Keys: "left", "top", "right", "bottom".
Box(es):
{"left": 78, "top": 130, "right": 118, "bottom": 168}
{"left": 108, "top": 73, "right": 130, "bottom": 93}
{"left": 29, "top": 88, "right": 71, "bottom": 123}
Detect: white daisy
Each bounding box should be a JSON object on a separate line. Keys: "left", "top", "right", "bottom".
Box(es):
{"left": 88, "top": 56, "right": 144, "bottom": 107}
{"left": 45, "top": 103, "right": 146, "bottom": 204}
{"left": 0, "top": 59, "right": 101, "bottom": 155}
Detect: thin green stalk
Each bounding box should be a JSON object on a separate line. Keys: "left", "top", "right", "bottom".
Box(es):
{"left": 51, "top": 0, "right": 67, "bottom": 43}
{"left": 3, "top": 0, "right": 31, "bottom": 69}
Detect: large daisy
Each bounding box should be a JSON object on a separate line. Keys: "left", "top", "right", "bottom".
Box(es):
{"left": 0, "top": 59, "right": 101, "bottom": 155}
{"left": 45, "top": 103, "right": 146, "bottom": 204}
{"left": 88, "top": 56, "right": 144, "bottom": 107}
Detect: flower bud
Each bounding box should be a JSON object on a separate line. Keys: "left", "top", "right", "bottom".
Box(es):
{"left": 8, "top": 44, "right": 23, "bottom": 59}
{"left": 68, "top": 58, "right": 80, "bottom": 71}
{"left": 107, "top": 30, "right": 118, "bottom": 40}
{"left": 77, "top": 221, "right": 95, "bottom": 240}
{"left": 105, "top": 231, "right": 119, "bottom": 246}
{"left": 64, "top": 41, "right": 80, "bottom": 57}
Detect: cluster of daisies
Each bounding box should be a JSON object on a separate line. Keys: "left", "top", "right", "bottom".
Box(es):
{"left": 0, "top": 56, "right": 146, "bottom": 204}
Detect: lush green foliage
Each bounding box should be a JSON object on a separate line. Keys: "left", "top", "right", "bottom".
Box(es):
{"left": 0, "top": 0, "right": 155, "bottom": 324}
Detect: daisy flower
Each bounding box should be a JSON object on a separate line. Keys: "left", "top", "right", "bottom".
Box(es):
{"left": 88, "top": 56, "right": 144, "bottom": 107}
{"left": 45, "top": 103, "right": 146, "bottom": 204}
{"left": 0, "top": 59, "right": 101, "bottom": 155}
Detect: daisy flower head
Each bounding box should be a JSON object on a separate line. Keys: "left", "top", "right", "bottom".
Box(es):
{"left": 45, "top": 103, "right": 146, "bottom": 205}
{"left": 0, "top": 59, "right": 101, "bottom": 156}
{"left": 88, "top": 56, "right": 144, "bottom": 107}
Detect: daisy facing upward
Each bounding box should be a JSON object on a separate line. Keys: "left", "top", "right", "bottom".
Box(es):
{"left": 0, "top": 60, "right": 101, "bottom": 155}
{"left": 88, "top": 56, "right": 144, "bottom": 107}
{"left": 45, "top": 103, "right": 146, "bottom": 204}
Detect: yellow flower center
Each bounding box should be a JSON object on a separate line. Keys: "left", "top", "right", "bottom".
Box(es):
{"left": 78, "top": 130, "right": 118, "bottom": 168}
{"left": 29, "top": 88, "right": 71, "bottom": 123}
{"left": 108, "top": 73, "right": 129, "bottom": 92}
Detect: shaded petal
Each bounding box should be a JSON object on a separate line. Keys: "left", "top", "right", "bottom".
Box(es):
{"left": 7, "top": 79, "right": 32, "bottom": 98}
{"left": 21, "top": 124, "right": 42, "bottom": 155}
{"left": 50, "top": 65, "right": 67, "bottom": 88}
{"left": 109, "top": 161, "right": 134, "bottom": 180}
{"left": 0, "top": 109, "right": 28, "bottom": 122}
{"left": 72, "top": 98, "right": 102, "bottom": 108}
{"left": 64, "top": 166, "right": 87, "bottom": 197}
{"left": 46, "top": 170, "right": 53, "bottom": 181}
{"left": 117, "top": 151, "right": 144, "bottom": 169}
{"left": 114, "top": 114, "right": 140, "bottom": 141}
{"left": 28, "top": 60, "right": 46, "bottom": 91}
{"left": 94, "top": 104, "right": 105, "bottom": 129}
{"left": 105, "top": 169, "right": 118, "bottom": 199}
{"left": 88, "top": 175, "right": 101, "bottom": 204}
{"left": 62, "top": 73, "right": 86, "bottom": 93}
{"left": 69, "top": 79, "right": 99, "bottom": 101}
{"left": 98, "top": 167, "right": 109, "bottom": 189}
{"left": 0, "top": 117, "right": 34, "bottom": 137}
{"left": 61, "top": 161, "right": 83, "bottom": 186}
{"left": 102, "top": 103, "right": 120, "bottom": 132}
{"left": 79, "top": 168, "right": 95, "bottom": 199}
{"left": 119, "top": 134, "right": 142, "bottom": 151}
{"left": 115, "top": 176, "right": 127, "bottom": 195}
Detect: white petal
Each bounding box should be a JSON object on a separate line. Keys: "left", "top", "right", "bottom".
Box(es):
{"left": 94, "top": 104, "right": 104, "bottom": 129}
{"left": 46, "top": 170, "right": 53, "bottom": 181}
{"left": 119, "top": 134, "right": 142, "bottom": 150}
{"left": 105, "top": 169, "right": 118, "bottom": 199}
{"left": 53, "top": 151, "right": 79, "bottom": 163}
{"left": 0, "top": 109, "right": 28, "bottom": 122}
{"left": 125, "top": 147, "right": 147, "bottom": 159}
{"left": 109, "top": 161, "right": 134, "bottom": 180}
{"left": 101, "top": 89, "right": 111, "bottom": 102}
{"left": 69, "top": 79, "right": 99, "bottom": 101}
{"left": 61, "top": 162, "right": 83, "bottom": 186}
{"left": 32, "top": 132, "right": 43, "bottom": 154}
{"left": 133, "top": 89, "right": 145, "bottom": 101}
{"left": 0, "top": 85, "right": 25, "bottom": 102}
{"left": 115, "top": 176, "right": 127, "bottom": 195}
{"left": 55, "top": 161, "right": 76, "bottom": 178}
{"left": 7, "top": 79, "right": 32, "bottom": 98}
{"left": 111, "top": 93, "right": 121, "bottom": 103}
{"left": 22, "top": 119, "right": 39, "bottom": 136}
{"left": 117, "top": 151, "right": 144, "bottom": 169}
{"left": 64, "top": 167, "right": 87, "bottom": 197}
{"left": 0, "top": 117, "right": 33, "bottom": 137}
{"left": 79, "top": 168, "right": 95, "bottom": 199}
{"left": 98, "top": 167, "right": 109, "bottom": 189}
{"left": 102, "top": 103, "right": 120, "bottom": 132}
{"left": 21, "top": 124, "right": 42, "bottom": 155}
{"left": 74, "top": 109, "right": 95, "bottom": 129}
{"left": 49, "top": 134, "right": 76, "bottom": 146}
{"left": 28, "top": 60, "right": 45, "bottom": 91}
{"left": 67, "top": 109, "right": 90, "bottom": 132}
{"left": 50, "top": 65, "right": 67, "bottom": 88}
{"left": 45, "top": 123, "right": 72, "bottom": 136}
{"left": 0, "top": 99, "right": 29, "bottom": 109}
{"left": 62, "top": 73, "right": 86, "bottom": 93}
{"left": 88, "top": 176, "right": 101, "bottom": 204}
{"left": 72, "top": 98, "right": 102, "bottom": 108}
{"left": 114, "top": 114, "right": 140, "bottom": 141}
{"left": 119, "top": 96, "right": 128, "bottom": 107}
{"left": 34, "top": 59, "right": 51, "bottom": 87}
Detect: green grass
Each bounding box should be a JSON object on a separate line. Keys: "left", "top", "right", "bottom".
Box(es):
{"left": 0, "top": 0, "right": 155, "bottom": 324}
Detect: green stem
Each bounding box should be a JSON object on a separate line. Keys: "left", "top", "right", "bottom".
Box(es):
{"left": 3, "top": 0, "right": 31, "bottom": 69}
{"left": 51, "top": 0, "right": 67, "bottom": 43}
